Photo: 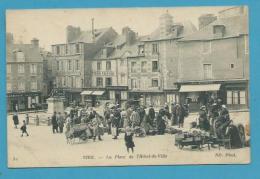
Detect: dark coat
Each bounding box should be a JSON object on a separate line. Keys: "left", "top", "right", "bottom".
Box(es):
{"left": 148, "top": 107, "right": 155, "bottom": 120}
{"left": 20, "top": 124, "right": 27, "bottom": 132}
{"left": 13, "top": 115, "right": 19, "bottom": 125}
{"left": 157, "top": 114, "right": 166, "bottom": 133}
{"left": 124, "top": 133, "right": 135, "bottom": 148}
{"left": 51, "top": 115, "right": 58, "bottom": 127}
{"left": 198, "top": 110, "right": 210, "bottom": 131}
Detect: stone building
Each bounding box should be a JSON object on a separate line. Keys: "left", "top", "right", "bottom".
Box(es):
{"left": 81, "top": 27, "right": 137, "bottom": 107}
{"left": 51, "top": 25, "right": 117, "bottom": 105}
{"left": 6, "top": 34, "right": 47, "bottom": 111}
{"left": 177, "top": 6, "right": 249, "bottom": 111}
{"left": 127, "top": 12, "right": 197, "bottom": 108}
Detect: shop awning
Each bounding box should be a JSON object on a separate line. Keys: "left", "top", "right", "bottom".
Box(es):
{"left": 92, "top": 91, "right": 105, "bottom": 96}
{"left": 80, "top": 90, "right": 93, "bottom": 95}
{"left": 179, "top": 84, "right": 221, "bottom": 92}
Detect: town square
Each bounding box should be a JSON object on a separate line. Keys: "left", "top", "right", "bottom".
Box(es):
{"left": 6, "top": 6, "right": 250, "bottom": 167}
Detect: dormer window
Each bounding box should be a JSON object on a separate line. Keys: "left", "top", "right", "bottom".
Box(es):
{"left": 16, "top": 51, "right": 25, "bottom": 62}
{"left": 213, "top": 25, "right": 225, "bottom": 38}
{"left": 138, "top": 45, "right": 145, "bottom": 55}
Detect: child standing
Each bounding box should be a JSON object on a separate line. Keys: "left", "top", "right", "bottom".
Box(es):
{"left": 124, "top": 127, "right": 135, "bottom": 153}
{"left": 20, "top": 120, "right": 29, "bottom": 137}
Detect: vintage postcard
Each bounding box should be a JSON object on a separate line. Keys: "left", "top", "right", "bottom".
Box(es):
{"left": 6, "top": 6, "right": 250, "bottom": 168}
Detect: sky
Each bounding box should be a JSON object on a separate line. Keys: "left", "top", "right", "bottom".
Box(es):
{"left": 6, "top": 6, "right": 231, "bottom": 51}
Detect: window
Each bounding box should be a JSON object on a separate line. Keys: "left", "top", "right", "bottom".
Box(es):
{"left": 131, "top": 79, "right": 137, "bottom": 89}
{"left": 63, "top": 76, "right": 67, "bottom": 86}
{"left": 96, "top": 77, "right": 103, "bottom": 87}
{"left": 106, "top": 61, "right": 111, "bottom": 70}
{"left": 76, "top": 44, "right": 80, "bottom": 53}
{"left": 65, "top": 45, "right": 68, "bottom": 54}
{"left": 16, "top": 51, "right": 25, "bottom": 62}
{"left": 63, "top": 61, "right": 67, "bottom": 72}
{"left": 138, "top": 45, "right": 145, "bottom": 55}
{"left": 141, "top": 61, "right": 147, "bottom": 72}
{"left": 56, "top": 61, "right": 59, "bottom": 71}
{"left": 105, "top": 78, "right": 112, "bottom": 86}
{"left": 120, "top": 74, "right": 126, "bottom": 84}
{"left": 30, "top": 64, "right": 37, "bottom": 74}
{"left": 203, "top": 64, "right": 212, "bottom": 79}
{"left": 227, "top": 90, "right": 246, "bottom": 105}
{"left": 152, "top": 79, "right": 159, "bottom": 87}
{"left": 245, "top": 36, "right": 249, "bottom": 54}
{"left": 167, "top": 94, "right": 176, "bottom": 103}
{"left": 76, "top": 77, "right": 81, "bottom": 88}
{"left": 230, "top": 64, "right": 235, "bottom": 69}
{"left": 131, "top": 62, "right": 137, "bottom": 73}
{"left": 68, "top": 60, "right": 72, "bottom": 71}
{"left": 152, "top": 43, "right": 159, "bottom": 54}
{"left": 56, "top": 46, "right": 60, "bottom": 55}
{"left": 69, "top": 76, "right": 74, "bottom": 87}
{"left": 76, "top": 60, "right": 80, "bottom": 70}
{"left": 202, "top": 41, "right": 211, "bottom": 54}
{"left": 7, "top": 64, "right": 11, "bottom": 73}
{"left": 152, "top": 61, "right": 159, "bottom": 72}
{"left": 31, "top": 80, "right": 37, "bottom": 91}
{"left": 18, "top": 81, "right": 25, "bottom": 91}
{"left": 60, "top": 61, "right": 63, "bottom": 71}
{"left": 121, "top": 91, "right": 127, "bottom": 100}
{"left": 97, "top": 62, "right": 102, "bottom": 71}
{"left": 109, "top": 91, "right": 115, "bottom": 100}
{"left": 18, "top": 64, "right": 25, "bottom": 73}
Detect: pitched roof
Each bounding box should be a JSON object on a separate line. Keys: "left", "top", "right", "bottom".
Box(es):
{"left": 179, "top": 15, "right": 248, "bottom": 42}
{"left": 6, "top": 43, "right": 43, "bottom": 63}
{"left": 141, "top": 20, "right": 197, "bottom": 41}
{"left": 70, "top": 27, "right": 112, "bottom": 43}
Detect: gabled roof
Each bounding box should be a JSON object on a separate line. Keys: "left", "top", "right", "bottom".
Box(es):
{"left": 7, "top": 44, "right": 43, "bottom": 63}
{"left": 70, "top": 27, "right": 112, "bottom": 43}
{"left": 179, "top": 15, "right": 248, "bottom": 42}
{"left": 141, "top": 20, "right": 197, "bottom": 41}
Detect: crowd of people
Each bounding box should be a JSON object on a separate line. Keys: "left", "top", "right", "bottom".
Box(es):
{"left": 197, "top": 98, "right": 231, "bottom": 139}
{"left": 55, "top": 102, "right": 190, "bottom": 141}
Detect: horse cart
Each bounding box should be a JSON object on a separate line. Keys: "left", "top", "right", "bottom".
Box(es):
{"left": 65, "top": 123, "right": 91, "bottom": 144}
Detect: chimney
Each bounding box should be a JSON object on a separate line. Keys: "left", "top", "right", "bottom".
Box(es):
{"left": 92, "top": 18, "right": 95, "bottom": 43}
{"left": 66, "top": 25, "right": 81, "bottom": 43}
{"left": 31, "top": 38, "right": 39, "bottom": 47}
{"left": 122, "top": 26, "right": 136, "bottom": 45}
{"left": 198, "top": 14, "right": 217, "bottom": 30}
{"left": 159, "top": 11, "right": 173, "bottom": 38}
{"left": 6, "top": 33, "right": 14, "bottom": 45}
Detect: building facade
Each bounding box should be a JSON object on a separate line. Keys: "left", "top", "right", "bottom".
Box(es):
{"left": 127, "top": 12, "right": 197, "bottom": 108}
{"left": 51, "top": 25, "right": 117, "bottom": 106}
{"left": 177, "top": 6, "right": 249, "bottom": 111}
{"left": 6, "top": 34, "right": 47, "bottom": 111}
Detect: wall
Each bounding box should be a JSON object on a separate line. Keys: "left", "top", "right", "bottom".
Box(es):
{"left": 178, "top": 36, "right": 249, "bottom": 82}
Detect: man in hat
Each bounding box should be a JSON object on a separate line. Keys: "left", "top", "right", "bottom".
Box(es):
{"left": 198, "top": 106, "right": 210, "bottom": 131}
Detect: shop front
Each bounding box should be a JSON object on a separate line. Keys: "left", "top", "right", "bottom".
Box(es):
{"left": 7, "top": 92, "right": 42, "bottom": 112}
{"left": 179, "top": 84, "right": 221, "bottom": 112}
{"left": 128, "top": 90, "right": 165, "bottom": 109}
{"left": 81, "top": 88, "right": 107, "bottom": 107}
{"left": 107, "top": 86, "right": 128, "bottom": 108}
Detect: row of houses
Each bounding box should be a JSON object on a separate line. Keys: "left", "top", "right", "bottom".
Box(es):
{"left": 6, "top": 6, "right": 249, "bottom": 112}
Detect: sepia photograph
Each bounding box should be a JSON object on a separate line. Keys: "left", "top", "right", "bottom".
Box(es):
{"left": 6, "top": 6, "right": 250, "bottom": 168}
